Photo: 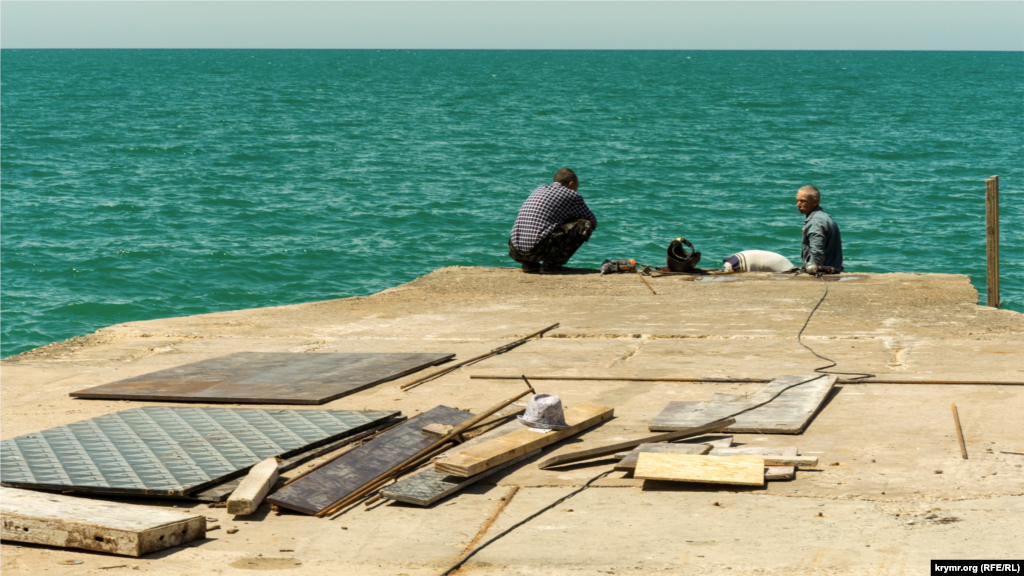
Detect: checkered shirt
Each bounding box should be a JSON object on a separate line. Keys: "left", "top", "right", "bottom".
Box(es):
{"left": 509, "top": 183, "right": 598, "bottom": 253}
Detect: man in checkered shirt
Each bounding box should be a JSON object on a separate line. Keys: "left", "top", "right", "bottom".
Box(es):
{"left": 509, "top": 168, "right": 598, "bottom": 273}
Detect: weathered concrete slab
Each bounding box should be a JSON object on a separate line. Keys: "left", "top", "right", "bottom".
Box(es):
{"left": 1, "top": 268, "right": 1022, "bottom": 575}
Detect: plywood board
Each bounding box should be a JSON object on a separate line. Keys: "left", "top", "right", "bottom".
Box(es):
{"left": 613, "top": 443, "right": 711, "bottom": 472}
{"left": 648, "top": 375, "right": 837, "bottom": 434}
{"left": 381, "top": 420, "right": 538, "bottom": 506}
{"left": 268, "top": 406, "right": 474, "bottom": 515}
{"left": 0, "top": 487, "right": 205, "bottom": 557}
{"left": 434, "top": 403, "right": 614, "bottom": 478}
{"left": 0, "top": 407, "right": 398, "bottom": 497}
{"left": 709, "top": 446, "right": 799, "bottom": 480}
{"left": 634, "top": 454, "right": 766, "bottom": 486}
{"left": 70, "top": 352, "right": 455, "bottom": 405}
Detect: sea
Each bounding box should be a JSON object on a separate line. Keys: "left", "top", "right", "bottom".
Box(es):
{"left": 2, "top": 50, "right": 1021, "bottom": 358}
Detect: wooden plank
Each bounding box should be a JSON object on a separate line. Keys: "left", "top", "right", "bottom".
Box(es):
{"left": 436, "top": 403, "right": 614, "bottom": 477}
{"left": 381, "top": 420, "right": 538, "bottom": 506}
{"left": 634, "top": 454, "right": 765, "bottom": 486}
{"left": 709, "top": 446, "right": 798, "bottom": 481}
{"left": 227, "top": 458, "right": 279, "bottom": 516}
{"left": 268, "top": 406, "right": 474, "bottom": 515}
{"left": 70, "top": 352, "right": 455, "bottom": 405}
{"left": 0, "top": 487, "right": 205, "bottom": 557}
{"left": 614, "top": 443, "right": 711, "bottom": 471}
{"left": 648, "top": 375, "right": 837, "bottom": 434}
{"left": 537, "top": 418, "right": 734, "bottom": 470}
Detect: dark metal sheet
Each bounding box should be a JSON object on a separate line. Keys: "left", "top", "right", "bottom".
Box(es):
{"left": 268, "top": 406, "right": 474, "bottom": 515}
{"left": 0, "top": 407, "right": 399, "bottom": 497}
{"left": 69, "top": 352, "right": 455, "bottom": 405}
{"left": 188, "top": 419, "right": 405, "bottom": 502}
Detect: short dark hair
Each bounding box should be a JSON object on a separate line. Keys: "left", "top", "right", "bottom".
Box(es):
{"left": 554, "top": 168, "right": 577, "bottom": 187}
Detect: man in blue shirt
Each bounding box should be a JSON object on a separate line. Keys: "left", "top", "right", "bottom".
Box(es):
{"left": 509, "top": 169, "right": 598, "bottom": 273}
{"left": 796, "top": 185, "right": 843, "bottom": 274}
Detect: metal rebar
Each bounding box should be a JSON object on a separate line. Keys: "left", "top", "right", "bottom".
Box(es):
{"left": 469, "top": 375, "right": 1024, "bottom": 386}
{"left": 400, "top": 323, "right": 559, "bottom": 391}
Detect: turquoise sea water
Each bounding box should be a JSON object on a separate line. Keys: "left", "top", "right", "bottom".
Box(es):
{"left": 2, "top": 50, "right": 1022, "bottom": 358}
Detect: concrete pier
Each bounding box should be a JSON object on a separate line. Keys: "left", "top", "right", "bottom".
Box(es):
{"left": 2, "top": 268, "right": 1022, "bottom": 575}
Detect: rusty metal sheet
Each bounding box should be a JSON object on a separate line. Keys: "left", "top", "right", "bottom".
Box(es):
{"left": 69, "top": 352, "right": 455, "bottom": 405}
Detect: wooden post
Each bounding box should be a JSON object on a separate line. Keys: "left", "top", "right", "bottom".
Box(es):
{"left": 986, "top": 175, "right": 1000, "bottom": 308}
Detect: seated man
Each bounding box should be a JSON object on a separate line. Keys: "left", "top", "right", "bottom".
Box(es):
{"left": 796, "top": 185, "right": 843, "bottom": 274}
{"left": 509, "top": 168, "right": 598, "bottom": 273}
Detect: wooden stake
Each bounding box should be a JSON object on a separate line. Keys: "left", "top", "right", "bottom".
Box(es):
{"left": 952, "top": 403, "right": 968, "bottom": 460}
{"left": 986, "top": 175, "right": 1000, "bottom": 308}
{"left": 636, "top": 270, "right": 657, "bottom": 295}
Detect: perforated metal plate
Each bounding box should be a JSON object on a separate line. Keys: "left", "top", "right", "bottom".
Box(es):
{"left": 0, "top": 406, "right": 399, "bottom": 496}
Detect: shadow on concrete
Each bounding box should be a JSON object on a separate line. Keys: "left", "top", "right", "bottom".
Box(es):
{"left": 640, "top": 480, "right": 768, "bottom": 493}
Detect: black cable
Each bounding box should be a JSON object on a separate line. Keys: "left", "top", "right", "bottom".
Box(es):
{"left": 437, "top": 275, "right": 870, "bottom": 576}
{"left": 439, "top": 470, "right": 613, "bottom": 576}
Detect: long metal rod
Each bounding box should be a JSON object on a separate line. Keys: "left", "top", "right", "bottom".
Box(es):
{"left": 469, "top": 375, "right": 1024, "bottom": 386}
{"left": 316, "top": 382, "right": 537, "bottom": 517}
{"left": 952, "top": 403, "right": 968, "bottom": 460}
{"left": 400, "top": 323, "right": 560, "bottom": 391}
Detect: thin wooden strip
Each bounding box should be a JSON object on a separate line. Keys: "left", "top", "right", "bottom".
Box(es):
{"left": 634, "top": 454, "right": 766, "bottom": 486}
{"left": 435, "top": 403, "right": 615, "bottom": 478}
{"left": 0, "top": 487, "right": 205, "bottom": 557}
{"left": 537, "top": 418, "right": 734, "bottom": 470}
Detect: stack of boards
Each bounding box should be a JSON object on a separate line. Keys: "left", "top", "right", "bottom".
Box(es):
{"left": 621, "top": 443, "right": 817, "bottom": 486}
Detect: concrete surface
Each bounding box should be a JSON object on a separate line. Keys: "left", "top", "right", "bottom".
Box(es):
{"left": 2, "top": 267, "right": 1022, "bottom": 575}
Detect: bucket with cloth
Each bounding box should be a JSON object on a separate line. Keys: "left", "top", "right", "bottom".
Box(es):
{"left": 721, "top": 250, "right": 795, "bottom": 273}
{"left": 518, "top": 394, "right": 569, "bottom": 430}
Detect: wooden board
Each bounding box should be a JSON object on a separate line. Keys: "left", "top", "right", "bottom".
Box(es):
{"left": 434, "top": 403, "right": 614, "bottom": 478}
{"left": 634, "top": 454, "right": 766, "bottom": 486}
{"left": 268, "top": 406, "right": 474, "bottom": 515}
{"left": 0, "top": 487, "right": 205, "bottom": 557}
{"left": 614, "top": 443, "right": 711, "bottom": 472}
{"left": 70, "top": 352, "right": 455, "bottom": 405}
{"left": 227, "top": 458, "right": 279, "bottom": 516}
{"left": 648, "top": 375, "right": 837, "bottom": 434}
{"left": 381, "top": 420, "right": 539, "bottom": 506}
{"left": 709, "top": 446, "right": 799, "bottom": 480}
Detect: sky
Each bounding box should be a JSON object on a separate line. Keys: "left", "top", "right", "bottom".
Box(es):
{"left": 1, "top": 1, "right": 1022, "bottom": 51}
